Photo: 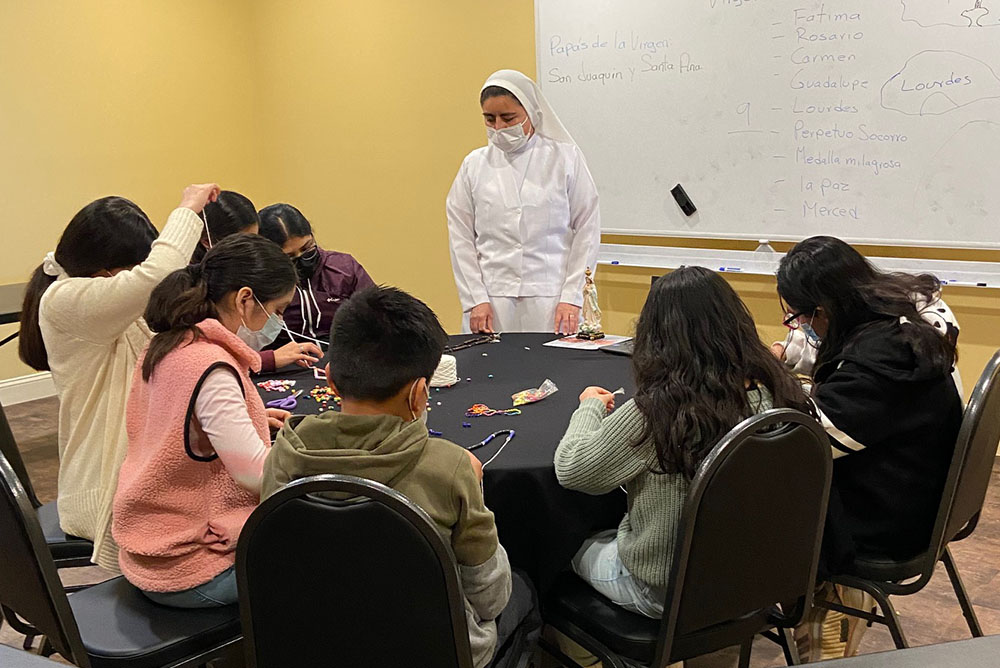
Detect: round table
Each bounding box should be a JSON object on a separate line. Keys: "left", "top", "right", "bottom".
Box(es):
{"left": 255, "top": 332, "right": 630, "bottom": 592}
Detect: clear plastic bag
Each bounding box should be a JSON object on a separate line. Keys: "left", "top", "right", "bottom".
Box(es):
{"left": 511, "top": 379, "right": 559, "bottom": 407}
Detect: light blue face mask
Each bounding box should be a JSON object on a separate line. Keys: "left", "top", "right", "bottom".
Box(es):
{"left": 800, "top": 312, "right": 822, "bottom": 345}
{"left": 237, "top": 297, "right": 284, "bottom": 351}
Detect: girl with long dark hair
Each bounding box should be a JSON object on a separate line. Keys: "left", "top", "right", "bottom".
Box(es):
{"left": 775, "top": 236, "right": 963, "bottom": 659}
{"left": 113, "top": 234, "right": 297, "bottom": 608}
{"left": 776, "top": 236, "right": 961, "bottom": 566}
{"left": 554, "top": 266, "right": 814, "bottom": 617}
{"left": 18, "top": 183, "right": 219, "bottom": 571}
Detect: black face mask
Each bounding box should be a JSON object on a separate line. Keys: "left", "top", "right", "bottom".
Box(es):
{"left": 294, "top": 248, "right": 320, "bottom": 281}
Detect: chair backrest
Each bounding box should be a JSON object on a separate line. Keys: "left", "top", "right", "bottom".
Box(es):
{"left": 0, "top": 453, "right": 89, "bottom": 667}
{"left": 940, "top": 350, "right": 1000, "bottom": 546}
{"left": 0, "top": 402, "right": 41, "bottom": 508}
{"left": 654, "top": 409, "right": 832, "bottom": 666}
{"left": 237, "top": 474, "right": 475, "bottom": 668}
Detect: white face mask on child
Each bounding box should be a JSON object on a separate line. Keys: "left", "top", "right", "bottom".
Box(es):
{"left": 236, "top": 297, "right": 284, "bottom": 351}
{"left": 408, "top": 378, "right": 428, "bottom": 425}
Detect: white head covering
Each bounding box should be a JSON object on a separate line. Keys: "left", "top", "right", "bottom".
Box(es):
{"left": 481, "top": 69, "right": 577, "bottom": 146}
{"left": 42, "top": 251, "right": 64, "bottom": 277}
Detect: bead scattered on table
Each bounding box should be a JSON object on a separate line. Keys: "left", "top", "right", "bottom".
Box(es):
{"left": 306, "top": 385, "right": 341, "bottom": 411}
{"left": 463, "top": 422, "right": 472, "bottom": 428}
{"left": 429, "top": 429, "right": 443, "bottom": 437}
{"left": 465, "top": 403, "right": 523, "bottom": 418}
{"left": 257, "top": 379, "right": 296, "bottom": 392}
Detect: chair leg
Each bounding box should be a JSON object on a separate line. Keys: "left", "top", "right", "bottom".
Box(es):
{"left": 941, "top": 546, "right": 984, "bottom": 638}
{"left": 37, "top": 637, "right": 54, "bottom": 658}
{"left": 778, "top": 627, "right": 800, "bottom": 666}
{"left": 539, "top": 620, "right": 629, "bottom": 668}
{"left": 738, "top": 638, "right": 753, "bottom": 668}
{"left": 865, "top": 587, "right": 908, "bottom": 650}
{"left": 537, "top": 637, "right": 586, "bottom": 668}
{"left": 817, "top": 581, "right": 909, "bottom": 650}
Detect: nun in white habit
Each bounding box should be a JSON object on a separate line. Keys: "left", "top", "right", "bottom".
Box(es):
{"left": 447, "top": 69, "right": 601, "bottom": 334}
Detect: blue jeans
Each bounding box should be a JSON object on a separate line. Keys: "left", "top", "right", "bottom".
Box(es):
{"left": 571, "top": 530, "right": 665, "bottom": 619}
{"left": 142, "top": 566, "right": 238, "bottom": 608}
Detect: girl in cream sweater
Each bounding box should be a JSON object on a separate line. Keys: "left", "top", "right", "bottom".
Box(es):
{"left": 19, "top": 183, "right": 220, "bottom": 570}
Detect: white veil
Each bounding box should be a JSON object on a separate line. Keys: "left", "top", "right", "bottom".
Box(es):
{"left": 481, "top": 69, "right": 577, "bottom": 146}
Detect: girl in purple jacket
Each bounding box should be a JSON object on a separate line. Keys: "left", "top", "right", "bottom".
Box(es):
{"left": 257, "top": 203, "right": 375, "bottom": 371}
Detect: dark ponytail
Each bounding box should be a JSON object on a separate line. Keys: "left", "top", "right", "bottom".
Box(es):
{"left": 142, "top": 234, "right": 297, "bottom": 381}
{"left": 191, "top": 190, "right": 260, "bottom": 263}
{"left": 18, "top": 268, "right": 58, "bottom": 370}
{"left": 19, "top": 197, "right": 157, "bottom": 371}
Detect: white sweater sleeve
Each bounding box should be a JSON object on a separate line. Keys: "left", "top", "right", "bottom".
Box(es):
{"left": 447, "top": 159, "right": 491, "bottom": 312}
{"left": 43, "top": 207, "right": 203, "bottom": 343}
{"left": 559, "top": 147, "right": 601, "bottom": 305}
{"left": 191, "top": 367, "right": 269, "bottom": 494}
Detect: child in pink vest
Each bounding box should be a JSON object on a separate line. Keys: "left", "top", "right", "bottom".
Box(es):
{"left": 113, "top": 234, "right": 298, "bottom": 607}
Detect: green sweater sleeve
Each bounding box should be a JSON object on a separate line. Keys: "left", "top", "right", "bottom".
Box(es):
{"left": 450, "top": 454, "right": 500, "bottom": 567}
{"left": 555, "top": 398, "right": 651, "bottom": 495}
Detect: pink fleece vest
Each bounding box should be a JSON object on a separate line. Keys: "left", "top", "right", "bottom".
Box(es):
{"left": 113, "top": 318, "right": 268, "bottom": 593}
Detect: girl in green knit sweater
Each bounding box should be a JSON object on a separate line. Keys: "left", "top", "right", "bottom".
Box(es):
{"left": 555, "top": 266, "right": 813, "bottom": 618}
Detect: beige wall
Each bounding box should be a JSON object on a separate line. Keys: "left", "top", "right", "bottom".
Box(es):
{"left": 1, "top": 0, "right": 998, "bottom": 398}
{"left": 244, "top": 0, "right": 536, "bottom": 331}
{"left": 0, "top": 0, "right": 264, "bottom": 379}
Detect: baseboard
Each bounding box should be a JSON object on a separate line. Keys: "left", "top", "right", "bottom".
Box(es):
{"left": 0, "top": 371, "right": 56, "bottom": 406}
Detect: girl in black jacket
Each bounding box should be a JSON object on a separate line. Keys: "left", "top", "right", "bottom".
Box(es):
{"left": 777, "top": 236, "right": 963, "bottom": 660}
{"left": 777, "top": 236, "right": 962, "bottom": 570}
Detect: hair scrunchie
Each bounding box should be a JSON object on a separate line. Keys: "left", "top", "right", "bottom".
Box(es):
{"left": 185, "top": 263, "right": 205, "bottom": 282}
{"left": 42, "top": 252, "right": 64, "bottom": 277}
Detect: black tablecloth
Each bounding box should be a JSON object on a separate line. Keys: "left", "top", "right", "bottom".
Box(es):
{"left": 256, "top": 333, "right": 629, "bottom": 591}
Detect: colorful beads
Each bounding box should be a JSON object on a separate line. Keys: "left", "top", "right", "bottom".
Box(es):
{"left": 306, "top": 385, "right": 341, "bottom": 411}
{"left": 257, "top": 379, "right": 296, "bottom": 392}
{"left": 465, "top": 403, "right": 522, "bottom": 418}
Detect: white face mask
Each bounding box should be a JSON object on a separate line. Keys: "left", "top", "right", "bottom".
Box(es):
{"left": 487, "top": 116, "right": 532, "bottom": 153}
{"left": 236, "top": 296, "right": 284, "bottom": 351}
{"left": 408, "top": 378, "right": 428, "bottom": 425}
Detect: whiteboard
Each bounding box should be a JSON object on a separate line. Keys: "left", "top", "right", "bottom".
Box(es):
{"left": 536, "top": 0, "right": 1000, "bottom": 248}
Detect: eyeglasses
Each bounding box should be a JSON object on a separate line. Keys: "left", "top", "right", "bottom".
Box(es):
{"left": 783, "top": 312, "right": 805, "bottom": 329}
{"left": 295, "top": 245, "right": 318, "bottom": 261}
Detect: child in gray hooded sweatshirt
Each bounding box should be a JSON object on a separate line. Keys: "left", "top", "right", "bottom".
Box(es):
{"left": 263, "top": 286, "right": 536, "bottom": 668}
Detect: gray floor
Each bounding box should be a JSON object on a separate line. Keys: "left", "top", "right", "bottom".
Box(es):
{"left": 3, "top": 397, "right": 998, "bottom": 666}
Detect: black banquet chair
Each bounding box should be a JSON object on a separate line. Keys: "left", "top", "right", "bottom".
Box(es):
{"left": 542, "top": 408, "right": 832, "bottom": 668}
{"left": 237, "top": 474, "right": 478, "bottom": 668}
{"left": 0, "top": 451, "right": 241, "bottom": 667}
{"left": 816, "top": 349, "right": 1000, "bottom": 648}
{"left": 1, "top": 400, "right": 94, "bottom": 648}
{"left": 0, "top": 400, "right": 94, "bottom": 569}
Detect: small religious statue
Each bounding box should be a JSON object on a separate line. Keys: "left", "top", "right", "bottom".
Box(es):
{"left": 577, "top": 267, "right": 605, "bottom": 340}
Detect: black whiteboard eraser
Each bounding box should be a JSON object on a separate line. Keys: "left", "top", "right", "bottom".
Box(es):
{"left": 671, "top": 184, "right": 697, "bottom": 216}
